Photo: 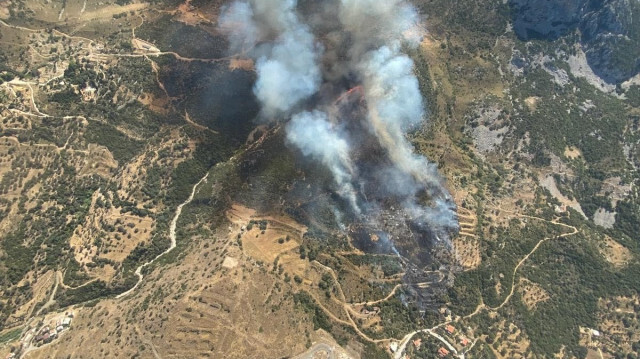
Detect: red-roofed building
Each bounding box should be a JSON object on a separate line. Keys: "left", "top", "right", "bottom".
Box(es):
{"left": 460, "top": 337, "right": 469, "bottom": 346}
{"left": 445, "top": 325, "right": 455, "bottom": 334}
{"left": 438, "top": 347, "right": 449, "bottom": 357}
{"left": 413, "top": 338, "right": 422, "bottom": 349}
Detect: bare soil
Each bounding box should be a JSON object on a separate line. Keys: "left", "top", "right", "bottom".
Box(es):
{"left": 518, "top": 277, "right": 550, "bottom": 310}
{"left": 564, "top": 146, "right": 582, "bottom": 159}
{"left": 599, "top": 236, "right": 632, "bottom": 268}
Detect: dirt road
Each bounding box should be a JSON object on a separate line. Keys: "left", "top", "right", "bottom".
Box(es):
{"left": 116, "top": 172, "right": 209, "bottom": 299}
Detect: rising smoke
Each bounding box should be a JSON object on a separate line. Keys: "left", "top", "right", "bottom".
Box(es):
{"left": 219, "top": 0, "right": 458, "bottom": 249}
{"left": 287, "top": 110, "right": 361, "bottom": 214}
{"left": 219, "top": 0, "right": 322, "bottom": 116}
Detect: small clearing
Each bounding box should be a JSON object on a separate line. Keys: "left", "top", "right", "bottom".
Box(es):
{"left": 518, "top": 278, "right": 550, "bottom": 310}
{"left": 221, "top": 256, "right": 238, "bottom": 269}
{"left": 0, "top": 2, "right": 9, "bottom": 19}
{"left": 593, "top": 208, "right": 616, "bottom": 229}
{"left": 454, "top": 236, "right": 481, "bottom": 269}
{"left": 599, "top": 236, "right": 632, "bottom": 268}
{"left": 229, "top": 58, "right": 254, "bottom": 71}
{"left": 226, "top": 204, "right": 312, "bottom": 281}
{"left": 138, "top": 92, "right": 170, "bottom": 114}
{"left": 78, "top": 144, "right": 118, "bottom": 177}
{"left": 564, "top": 146, "right": 582, "bottom": 159}
{"left": 524, "top": 96, "right": 540, "bottom": 111}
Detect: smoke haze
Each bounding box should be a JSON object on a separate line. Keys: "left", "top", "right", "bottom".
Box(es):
{"left": 217, "top": 1, "right": 258, "bottom": 53}
{"left": 219, "top": 0, "right": 458, "bottom": 250}
{"left": 219, "top": 0, "right": 322, "bottom": 116}
{"left": 286, "top": 110, "right": 361, "bottom": 214}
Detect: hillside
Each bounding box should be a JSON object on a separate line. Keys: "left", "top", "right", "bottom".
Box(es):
{"left": 0, "top": 0, "right": 639, "bottom": 359}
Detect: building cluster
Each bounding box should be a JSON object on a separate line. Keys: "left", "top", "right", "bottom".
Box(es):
{"left": 385, "top": 322, "right": 479, "bottom": 359}
{"left": 2, "top": 312, "right": 74, "bottom": 359}
{"left": 437, "top": 347, "right": 449, "bottom": 357}
{"left": 33, "top": 313, "right": 73, "bottom": 346}
{"left": 438, "top": 325, "right": 472, "bottom": 357}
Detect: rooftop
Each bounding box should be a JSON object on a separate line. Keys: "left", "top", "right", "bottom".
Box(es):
{"left": 445, "top": 325, "right": 455, "bottom": 334}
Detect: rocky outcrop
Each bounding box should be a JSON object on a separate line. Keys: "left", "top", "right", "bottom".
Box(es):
{"left": 509, "top": 0, "right": 640, "bottom": 84}
{"left": 510, "top": 0, "right": 584, "bottom": 40}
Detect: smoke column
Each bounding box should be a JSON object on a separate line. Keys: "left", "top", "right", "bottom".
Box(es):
{"left": 287, "top": 111, "right": 361, "bottom": 214}
{"left": 219, "top": 0, "right": 322, "bottom": 116}
{"left": 219, "top": 0, "right": 459, "bottom": 247}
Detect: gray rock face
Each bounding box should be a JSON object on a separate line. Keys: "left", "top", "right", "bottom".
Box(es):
{"left": 579, "top": 0, "right": 632, "bottom": 42}
{"left": 509, "top": 0, "right": 640, "bottom": 84}
{"left": 510, "top": 0, "right": 584, "bottom": 40}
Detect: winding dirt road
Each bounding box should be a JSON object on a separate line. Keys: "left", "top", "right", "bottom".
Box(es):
{"left": 393, "top": 209, "right": 579, "bottom": 358}
{"left": 302, "top": 208, "right": 580, "bottom": 359}
{"left": 116, "top": 172, "right": 209, "bottom": 299}
{"left": 489, "top": 211, "right": 578, "bottom": 310}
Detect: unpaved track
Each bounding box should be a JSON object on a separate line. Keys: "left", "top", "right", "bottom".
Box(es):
{"left": 488, "top": 210, "right": 578, "bottom": 310}
{"left": 135, "top": 325, "right": 162, "bottom": 359}
{"left": 352, "top": 284, "right": 402, "bottom": 306}
{"left": 394, "top": 209, "right": 579, "bottom": 359}
{"left": 56, "top": 271, "right": 98, "bottom": 290}
{"left": 33, "top": 273, "right": 59, "bottom": 317}
{"left": 116, "top": 173, "right": 209, "bottom": 299}
{"left": 294, "top": 343, "right": 335, "bottom": 359}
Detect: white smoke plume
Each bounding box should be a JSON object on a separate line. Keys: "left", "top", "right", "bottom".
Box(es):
{"left": 219, "top": 0, "right": 459, "bottom": 248}
{"left": 218, "top": 0, "right": 322, "bottom": 116}
{"left": 286, "top": 111, "right": 361, "bottom": 214}
{"left": 339, "top": 0, "right": 422, "bottom": 49}
{"left": 217, "top": 1, "right": 258, "bottom": 53}
{"left": 359, "top": 45, "right": 445, "bottom": 191}
{"left": 344, "top": 3, "right": 456, "bottom": 237}
{"left": 253, "top": 28, "right": 322, "bottom": 116}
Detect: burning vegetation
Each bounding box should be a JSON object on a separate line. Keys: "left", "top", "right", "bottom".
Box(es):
{"left": 218, "top": 0, "right": 460, "bottom": 308}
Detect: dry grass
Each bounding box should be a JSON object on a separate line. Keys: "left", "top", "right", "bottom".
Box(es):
{"left": 70, "top": 190, "right": 153, "bottom": 270}
{"left": 23, "top": 219, "right": 313, "bottom": 359}
{"left": 137, "top": 92, "right": 170, "bottom": 114}
{"left": 229, "top": 58, "right": 255, "bottom": 72}
{"left": 453, "top": 205, "right": 482, "bottom": 269}
{"left": 77, "top": 144, "right": 118, "bottom": 177}
{"left": 593, "top": 295, "right": 640, "bottom": 356}
{"left": 524, "top": 96, "right": 540, "bottom": 111}
{"left": 564, "top": 146, "right": 582, "bottom": 159}
{"left": 0, "top": 0, "right": 9, "bottom": 19}
{"left": 599, "top": 236, "right": 632, "bottom": 268}
{"left": 492, "top": 320, "right": 531, "bottom": 359}
{"left": 227, "top": 204, "right": 306, "bottom": 265}
{"left": 454, "top": 236, "right": 481, "bottom": 270}
{"left": 174, "top": 0, "right": 212, "bottom": 26}
{"left": 518, "top": 277, "right": 550, "bottom": 310}
{"left": 9, "top": 270, "right": 56, "bottom": 321}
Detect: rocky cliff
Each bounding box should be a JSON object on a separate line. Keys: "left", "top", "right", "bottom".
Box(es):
{"left": 509, "top": 0, "right": 640, "bottom": 84}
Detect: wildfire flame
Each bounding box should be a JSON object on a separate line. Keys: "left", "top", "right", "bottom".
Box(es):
{"left": 333, "top": 85, "right": 364, "bottom": 105}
